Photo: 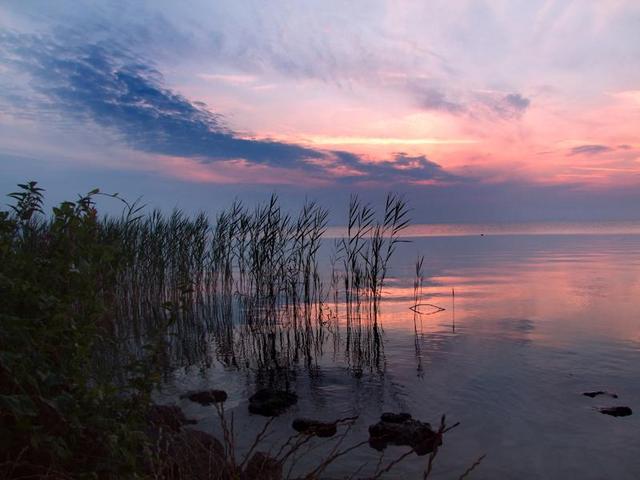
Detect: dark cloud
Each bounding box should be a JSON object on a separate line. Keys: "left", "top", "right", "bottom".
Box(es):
{"left": 0, "top": 32, "right": 323, "bottom": 169}
{"left": 0, "top": 32, "right": 464, "bottom": 186}
{"left": 415, "top": 88, "right": 466, "bottom": 114}
{"left": 502, "top": 93, "right": 530, "bottom": 114}
{"left": 362, "top": 153, "right": 459, "bottom": 183}
{"left": 568, "top": 144, "right": 613, "bottom": 156}
{"left": 329, "top": 151, "right": 459, "bottom": 184}
{"left": 481, "top": 92, "right": 530, "bottom": 119}
{"left": 411, "top": 84, "right": 530, "bottom": 120}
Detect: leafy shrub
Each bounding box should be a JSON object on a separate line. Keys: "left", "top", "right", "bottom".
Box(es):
{"left": 0, "top": 182, "right": 160, "bottom": 478}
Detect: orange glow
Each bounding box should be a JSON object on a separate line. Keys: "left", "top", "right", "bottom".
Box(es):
{"left": 353, "top": 241, "right": 640, "bottom": 348}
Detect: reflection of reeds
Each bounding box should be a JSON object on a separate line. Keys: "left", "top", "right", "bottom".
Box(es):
{"left": 409, "top": 254, "right": 445, "bottom": 316}
{"left": 98, "top": 194, "right": 412, "bottom": 376}
{"left": 108, "top": 196, "right": 328, "bottom": 324}
{"left": 337, "top": 194, "right": 410, "bottom": 320}
{"left": 413, "top": 255, "right": 425, "bottom": 377}
{"left": 334, "top": 194, "right": 410, "bottom": 374}
{"left": 3, "top": 182, "right": 483, "bottom": 479}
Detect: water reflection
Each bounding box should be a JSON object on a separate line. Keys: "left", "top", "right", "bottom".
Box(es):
{"left": 159, "top": 234, "right": 640, "bottom": 380}
{"left": 154, "top": 233, "right": 640, "bottom": 479}
{"left": 327, "top": 221, "right": 640, "bottom": 238}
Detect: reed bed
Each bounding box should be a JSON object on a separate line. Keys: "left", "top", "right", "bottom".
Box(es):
{"left": 2, "top": 183, "right": 484, "bottom": 479}
{"left": 77, "top": 192, "right": 407, "bottom": 377}
{"left": 4, "top": 184, "right": 412, "bottom": 375}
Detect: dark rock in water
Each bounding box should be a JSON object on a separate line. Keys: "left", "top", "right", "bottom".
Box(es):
{"left": 243, "top": 452, "right": 282, "bottom": 480}
{"left": 380, "top": 412, "right": 413, "bottom": 423}
{"left": 599, "top": 406, "right": 632, "bottom": 417}
{"left": 182, "top": 389, "right": 228, "bottom": 405}
{"left": 292, "top": 418, "right": 338, "bottom": 438}
{"left": 369, "top": 412, "right": 441, "bottom": 456}
{"left": 248, "top": 389, "right": 297, "bottom": 416}
{"left": 147, "top": 404, "right": 196, "bottom": 433}
{"left": 583, "top": 391, "right": 618, "bottom": 399}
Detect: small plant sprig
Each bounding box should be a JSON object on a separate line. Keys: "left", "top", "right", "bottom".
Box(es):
{"left": 7, "top": 181, "right": 44, "bottom": 222}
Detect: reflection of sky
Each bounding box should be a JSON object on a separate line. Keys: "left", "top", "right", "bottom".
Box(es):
{"left": 331, "top": 234, "right": 640, "bottom": 477}
{"left": 1, "top": 1, "right": 640, "bottom": 222}
{"left": 375, "top": 234, "right": 640, "bottom": 348}
{"left": 164, "top": 233, "right": 640, "bottom": 479}
{"left": 327, "top": 220, "right": 640, "bottom": 238}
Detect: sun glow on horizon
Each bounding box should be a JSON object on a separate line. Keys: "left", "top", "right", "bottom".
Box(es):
{"left": 300, "top": 135, "right": 478, "bottom": 146}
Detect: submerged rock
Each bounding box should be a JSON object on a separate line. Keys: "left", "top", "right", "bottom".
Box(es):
{"left": 583, "top": 391, "right": 618, "bottom": 399}
{"left": 147, "top": 404, "right": 196, "bottom": 433}
{"left": 291, "top": 418, "right": 338, "bottom": 437}
{"left": 243, "top": 452, "right": 282, "bottom": 480}
{"left": 248, "top": 389, "right": 297, "bottom": 416}
{"left": 598, "top": 406, "right": 633, "bottom": 417}
{"left": 182, "top": 389, "right": 228, "bottom": 405}
{"left": 368, "top": 412, "right": 441, "bottom": 456}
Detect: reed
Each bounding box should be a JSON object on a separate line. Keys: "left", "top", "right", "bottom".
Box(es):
{"left": 90, "top": 190, "right": 410, "bottom": 376}
{"left": 2, "top": 182, "right": 417, "bottom": 384}
{"left": 0, "top": 182, "right": 486, "bottom": 479}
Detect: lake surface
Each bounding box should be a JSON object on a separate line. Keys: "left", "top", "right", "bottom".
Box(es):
{"left": 160, "top": 228, "right": 640, "bottom": 479}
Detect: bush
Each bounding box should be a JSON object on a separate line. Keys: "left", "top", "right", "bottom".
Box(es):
{"left": 0, "top": 182, "right": 159, "bottom": 478}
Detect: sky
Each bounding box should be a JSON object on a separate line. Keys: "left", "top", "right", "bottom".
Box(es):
{"left": 1, "top": 0, "right": 639, "bottom": 223}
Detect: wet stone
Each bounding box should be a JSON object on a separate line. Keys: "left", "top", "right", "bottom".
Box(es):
{"left": 248, "top": 389, "right": 297, "bottom": 417}
{"left": 182, "top": 389, "right": 228, "bottom": 405}
{"left": 368, "top": 412, "right": 441, "bottom": 456}
{"left": 291, "top": 418, "right": 338, "bottom": 438}
{"left": 583, "top": 391, "right": 618, "bottom": 399}
{"left": 598, "top": 406, "right": 632, "bottom": 417}
{"left": 380, "top": 412, "right": 413, "bottom": 423}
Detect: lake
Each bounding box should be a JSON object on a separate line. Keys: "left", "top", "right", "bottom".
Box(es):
{"left": 159, "top": 226, "right": 640, "bottom": 479}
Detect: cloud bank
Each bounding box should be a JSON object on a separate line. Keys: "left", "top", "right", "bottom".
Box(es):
{"left": 0, "top": 32, "right": 461, "bottom": 186}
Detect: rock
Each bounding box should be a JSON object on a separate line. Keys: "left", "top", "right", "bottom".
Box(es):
{"left": 380, "top": 412, "right": 413, "bottom": 423}
{"left": 182, "top": 389, "right": 228, "bottom": 405}
{"left": 161, "top": 429, "right": 230, "bottom": 480}
{"left": 248, "top": 389, "right": 297, "bottom": 417}
{"left": 243, "top": 452, "right": 282, "bottom": 480}
{"left": 583, "top": 391, "right": 618, "bottom": 399}
{"left": 368, "top": 412, "right": 441, "bottom": 456}
{"left": 147, "top": 404, "right": 196, "bottom": 433}
{"left": 291, "top": 418, "right": 338, "bottom": 438}
{"left": 598, "top": 406, "right": 632, "bottom": 417}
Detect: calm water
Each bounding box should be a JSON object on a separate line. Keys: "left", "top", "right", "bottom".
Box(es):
{"left": 160, "top": 229, "right": 640, "bottom": 479}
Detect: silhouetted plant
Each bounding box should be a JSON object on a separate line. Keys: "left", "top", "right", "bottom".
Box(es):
{"left": 0, "top": 182, "right": 441, "bottom": 479}
{"left": 0, "top": 183, "right": 167, "bottom": 477}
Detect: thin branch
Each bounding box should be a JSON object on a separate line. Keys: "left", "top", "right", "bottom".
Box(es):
{"left": 457, "top": 454, "right": 487, "bottom": 480}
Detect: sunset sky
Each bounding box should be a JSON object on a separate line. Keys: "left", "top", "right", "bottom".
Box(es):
{"left": 1, "top": 1, "right": 639, "bottom": 222}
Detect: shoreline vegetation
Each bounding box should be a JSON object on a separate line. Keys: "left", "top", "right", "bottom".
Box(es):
{"left": 0, "top": 181, "right": 482, "bottom": 479}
